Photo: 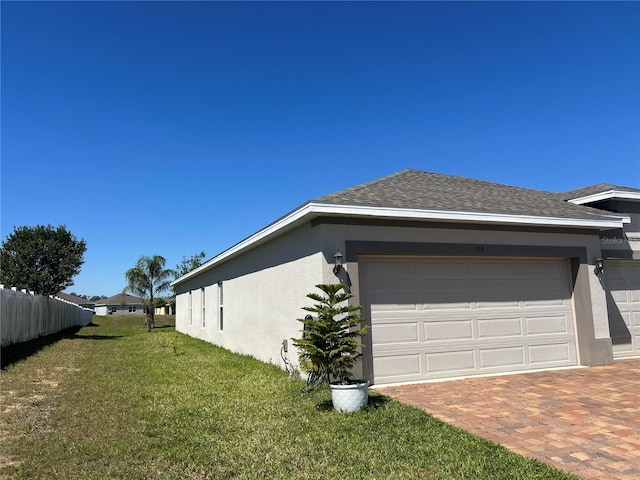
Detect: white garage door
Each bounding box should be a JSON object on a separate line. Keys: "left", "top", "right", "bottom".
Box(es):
{"left": 360, "top": 257, "right": 578, "bottom": 385}
{"left": 606, "top": 260, "right": 640, "bottom": 359}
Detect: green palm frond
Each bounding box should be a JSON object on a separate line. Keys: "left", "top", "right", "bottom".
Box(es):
{"left": 124, "top": 255, "right": 175, "bottom": 331}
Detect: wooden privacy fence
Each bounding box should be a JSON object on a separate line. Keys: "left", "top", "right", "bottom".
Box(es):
{"left": 0, "top": 285, "right": 94, "bottom": 347}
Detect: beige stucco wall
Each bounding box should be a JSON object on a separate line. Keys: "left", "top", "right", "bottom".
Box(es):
{"left": 176, "top": 218, "right": 613, "bottom": 378}
{"left": 175, "top": 222, "right": 325, "bottom": 368}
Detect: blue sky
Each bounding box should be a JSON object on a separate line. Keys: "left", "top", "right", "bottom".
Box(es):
{"left": 2, "top": 1, "right": 639, "bottom": 297}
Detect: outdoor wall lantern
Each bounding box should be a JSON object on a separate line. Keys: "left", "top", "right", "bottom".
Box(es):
{"left": 333, "top": 251, "right": 343, "bottom": 275}
{"left": 594, "top": 257, "right": 604, "bottom": 276}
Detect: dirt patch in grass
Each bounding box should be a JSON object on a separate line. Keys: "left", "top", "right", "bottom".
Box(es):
{"left": 0, "top": 333, "right": 88, "bottom": 473}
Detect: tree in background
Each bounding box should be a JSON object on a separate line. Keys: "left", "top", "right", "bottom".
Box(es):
{"left": 69, "top": 292, "right": 89, "bottom": 299}
{"left": 175, "top": 251, "right": 207, "bottom": 278}
{"left": 0, "top": 225, "right": 87, "bottom": 296}
{"left": 124, "top": 255, "right": 175, "bottom": 331}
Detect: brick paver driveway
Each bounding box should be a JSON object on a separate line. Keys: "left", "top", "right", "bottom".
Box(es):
{"left": 380, "top": 359, "right": 640, "bottom": 480}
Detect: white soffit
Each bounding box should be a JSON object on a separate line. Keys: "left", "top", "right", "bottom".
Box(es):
{"left": 568, "top": 190, "right": 640, "bottom": 205}
{"left": 173, "top": 202, "right": 624, "bottom": 285}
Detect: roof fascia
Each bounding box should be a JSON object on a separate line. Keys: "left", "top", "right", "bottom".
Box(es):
{"left": 311, "top": 203, "right": 624, "bottom": 228}
{"left": 172, "top": 203, "right": 315, "bottom": 285}
{"left": 568, "top": 190, "right": 640, "bottom": 205}
{"left": 172, "top": 202, "right": 625, "bottom": 285}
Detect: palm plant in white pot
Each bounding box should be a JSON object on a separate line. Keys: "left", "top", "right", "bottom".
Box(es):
{"left": 292, "top": 284, "right": 370, "bottom": 412}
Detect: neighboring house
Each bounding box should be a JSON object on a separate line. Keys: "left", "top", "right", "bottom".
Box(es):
{"left": 561, "top": 184, "right": 640, "bottom": 359}
{"left": 94, "top": 294, "right": 145, "bottom": 316}
{"left": 57, "top": 292, "right": 96, "bottom": 311}
{"left": 172, "top": 169, "right": 637, "bottom": 386}
{"left": 154, "top": 297, "right": 176, "bottom": 316}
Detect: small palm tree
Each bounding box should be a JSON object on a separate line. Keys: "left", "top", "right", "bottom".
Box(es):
{"left": 124, "top": 255, "right": 175, "bottom": 331}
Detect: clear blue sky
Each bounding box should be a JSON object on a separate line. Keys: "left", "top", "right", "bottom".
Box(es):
{"left": 2, "top": 1, "right": 639, "bottom": 297}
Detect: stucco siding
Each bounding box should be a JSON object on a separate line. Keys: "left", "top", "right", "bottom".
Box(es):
{"left": 175, "top": 223, "right": 325, "bottom": 368}
{"left": 176, "top": 218, "right": 614, "bottom": 378}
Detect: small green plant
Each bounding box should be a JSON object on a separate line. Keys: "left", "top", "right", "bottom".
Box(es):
{"left": 292, "top": 284, "right": 370, "bottom": 390}
{"left": 158, "top": 332, "right": 181, "bottom": 354}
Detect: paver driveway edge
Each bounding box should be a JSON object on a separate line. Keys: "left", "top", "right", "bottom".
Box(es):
{"left": 379, "top": 359, "right": 640, "bottom": 480}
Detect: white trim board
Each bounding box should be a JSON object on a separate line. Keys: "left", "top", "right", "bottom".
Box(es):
{"left": 568, "top": 190, "right": 640, "bottom": 205}
{"left": 173, "top": 202, "right": 624, "bottom": 286}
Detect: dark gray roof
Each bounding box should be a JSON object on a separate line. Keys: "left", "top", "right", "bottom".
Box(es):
{"left": 312, "top": 169, "right": 615, "bottom": 221}
{"left": 561, "top": 183, "right": 640, "bottom": 201}
{"left": 96, "top": 293, "right": 145, "bottom": 306}
{"left": 57, "top": 292, "right": 95, "bottom": 305}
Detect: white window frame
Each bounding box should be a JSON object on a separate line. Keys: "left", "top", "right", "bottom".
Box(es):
{"left": 218, "top": 281, "right": 224, "bottom": 331}
{"left": 201, "top": 287, "right": 206, "bottom": 328}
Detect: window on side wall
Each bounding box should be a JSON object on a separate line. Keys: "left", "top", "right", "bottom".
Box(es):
{"left": 201, "top": 287, "right": 206, "bottom": 328}
{"left": 218, "top": 281, "right": 224, "bottom": 331}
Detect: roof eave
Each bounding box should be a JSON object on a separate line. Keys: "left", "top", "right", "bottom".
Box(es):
{"left": 172, "top": 203, "right": 624, "bottom": 285}
{"left": 568, "top": 190, "right": 640, "bottom": 205}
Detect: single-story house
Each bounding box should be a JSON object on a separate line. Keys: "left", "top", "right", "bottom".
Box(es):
{"left": 154, "top": 297, "right": 176, "bottom": 316}
{"left": 94, "top": 293, "right": 145, "bottom": 316}
{"left": 57, "top": 292, "right": 96, "bottom": 311}
{"left": 172, "top": 169, "right": 639, "bottom": 386}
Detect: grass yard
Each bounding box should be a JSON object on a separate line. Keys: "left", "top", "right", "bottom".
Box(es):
{"left": 0, "top": 316, "right": 577, "bottom": 480}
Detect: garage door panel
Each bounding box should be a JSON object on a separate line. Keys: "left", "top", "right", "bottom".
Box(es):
{"left": 367, "top": 288, "right": 418, "bottom": 311}
{"left": 424, "top": 320, "right": 473, "bottom": 341}
{"left": 373, "top": 354, "right": 421, "bottom": 378}
{"left": 529, "top": 343, "right": 572, "bottom": 364}
{"left": 472, "top": 261, "right": 520, "bottom": 280}
{"left": 426, "top": 351, "right": 475, "bottom": 373}
{"left": 362, "top": 261, "right": 415, "bottom": 280}
{"left": 605, "top": 260, "right": 640, "bottom": 359}
{"left": 522, "top": 261, "right": 569, "bottom": 279}
{"left": 526, "top": 315, "right": 571, "bottom": 335}
{"left": 475, "top": 298, "right": 521, "bottom": 309}
{"left": 420, "top": 293, "right": 474, "bottom": 311}
{"left": 418, "top": 261, "right": 470, "bottom": 279}
{"left": 524, "top": 297, "right": 568, "bottom": 308}
{"left": 523, "top": 285, "right": 570, "bottom": 302}
{"left": 479, "top": 346, "right": 525, "bottom": 368}
{"left": 477, "top": 317, "right": 523, "bottom": 338}
{"left": 364, "top": 256, "right": 578, "bottom": 385}
{"left": 372, "top": 322, "right": 419, "bottom": 344}
{"left": 611, "top": 290, "right": 630, "bottom": 303}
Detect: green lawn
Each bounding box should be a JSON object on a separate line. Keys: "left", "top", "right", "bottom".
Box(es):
{"left": 0, "top": 316, "right": 577, "bottom": 479}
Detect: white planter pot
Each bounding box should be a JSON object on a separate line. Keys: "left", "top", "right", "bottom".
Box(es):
{"left": 330, "top": 380, "right": 369, "bottom": 413}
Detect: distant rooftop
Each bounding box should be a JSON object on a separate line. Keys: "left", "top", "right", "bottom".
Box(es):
{"left": 561, "top": 183, "right": 640, "bottom": 202}
{"left": 95, "top": 293, "right": 145, "bottom": 306}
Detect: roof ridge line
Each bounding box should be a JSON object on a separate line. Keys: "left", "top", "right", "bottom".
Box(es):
{"left": 323, "top": 169, "right": 415, "bottom": 200}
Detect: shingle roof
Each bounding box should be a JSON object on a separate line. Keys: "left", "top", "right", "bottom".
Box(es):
{"left": 561, "top": 183, "right": 640, "bottom": 201}
{"left": 56, "top": 292, "right": 94, "bottom": 305}
{"left": 313, "top": 169, "right": 615, "bottom": 221}
{"left": 174, "top": 169, "right": 629, "bottom": 286}
{"left": 95, "top": 293, "right": 145, "bottom": 306}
